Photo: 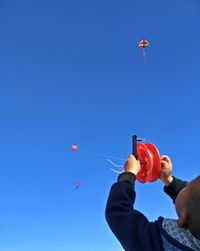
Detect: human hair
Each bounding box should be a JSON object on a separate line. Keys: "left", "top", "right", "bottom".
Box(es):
{"left": 187, "top": 175, "right": 200, "bottom": 239}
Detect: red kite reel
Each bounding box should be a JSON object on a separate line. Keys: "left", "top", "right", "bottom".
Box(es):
{"left": 132, "top": 135, "right": 161, "bottom": 183}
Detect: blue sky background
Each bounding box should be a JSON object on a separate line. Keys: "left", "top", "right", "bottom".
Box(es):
{"left": 1, "top": 0, "right": 200, "bottom": 250}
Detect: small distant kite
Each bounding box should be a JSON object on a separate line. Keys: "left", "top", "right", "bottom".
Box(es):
{"left": 74, "top": 181, "right": 81, "bottom": 190}
{"left": 138, "top": 39, "right": 149, "bottom": 62}
{"left": 71, "top": 145, "right": 80, "bottom": 152}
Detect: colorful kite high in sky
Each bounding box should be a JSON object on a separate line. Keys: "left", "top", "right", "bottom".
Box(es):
{"left": 71, "top": 145, "right": 80, "bottom": 152}
{"left": 138, "top": 39, "right": 149, "bottom": 62}
{"left": 73, "top": 181, "right": 81, "bottom": 190}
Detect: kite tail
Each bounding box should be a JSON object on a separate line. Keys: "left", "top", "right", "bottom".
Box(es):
{"left": 70, "top": 186, "right": 79, "bottom": 192}
{"left": 71, "top": 185, "right": 81, "bottom": 192}
{"left": 142, "top": 47, "right": 146, "bottom": 63}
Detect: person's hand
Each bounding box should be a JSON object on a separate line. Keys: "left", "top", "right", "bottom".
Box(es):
{"left": 160, "top": 155, "right": 173, "bottom": 186}
{"left": 124, "top": 155, "right": 141, "bottom": 175}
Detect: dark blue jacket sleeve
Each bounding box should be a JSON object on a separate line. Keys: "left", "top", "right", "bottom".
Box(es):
{"left": 164, "top": 176, "right": 187, "bottom": 203}
{"left": 105, "top": 176, "right": 163, "bottom": 251}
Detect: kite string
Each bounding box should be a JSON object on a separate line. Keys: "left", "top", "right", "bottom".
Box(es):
{"left": 105, "top": 159, "right": 124, "bottom": 174}
{"left": 110, "top": 168, "right": 123, "bottom": 174}
{"left": 71, "top": 146, "right": 125, "bottom": 174}
{"left": 80, "top": 149, "right": 125, "bottom": 161}
{"left": 105, "top": 159, "right": 123, "bottom": 168}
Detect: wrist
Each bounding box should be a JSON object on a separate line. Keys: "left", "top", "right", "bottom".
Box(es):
{"left": 126, "top": 170, "right": 139, "bottom": 176}
{"left": 162, "top": 176, "right": 173, "bottom": 186}
{"left": 118, "top": 172, "right": 136, "bottom": 187}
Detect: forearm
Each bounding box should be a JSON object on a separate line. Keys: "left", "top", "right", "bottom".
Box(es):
{"left": 105, "top": 176, "right": 162, "bottom": 251}
{"left": 105, "top": 181, "right": 136, "bottom": 249}
{"left": 106, "top": 172, "right": 136, "bottom": 223}
{"left": 164, "top": 176, "right": 187, "bottom": 203}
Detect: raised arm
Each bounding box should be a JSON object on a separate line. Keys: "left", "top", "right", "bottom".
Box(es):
{"left": 160, "top": 155, "right": 187, "bottom": 203}
{"left": 105, "top": 155, "right": 162, "bottom": 251}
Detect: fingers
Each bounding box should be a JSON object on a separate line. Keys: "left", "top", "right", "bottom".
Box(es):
{"left": 160, "top": 155, "right": 172, "bottom": 171}
{"left": 124, "top": 154, "right": 141, "bottom": 175}
{"left": 160, "top": 155, "right": 172, "bottom": 165}
{"left": 129, "top": 154, "right": 136, "bottom": 160}
{"left": 161, "top": 160, "right": 167, "bottom": 169}
{"left": 124, "top": 155, "right": 136, "bottom": 165}
{"left": 160, "top": 155, "right": 170, "bottom": 161}
{"left": 161, "top": 159, "right": 170, "bottom": 168}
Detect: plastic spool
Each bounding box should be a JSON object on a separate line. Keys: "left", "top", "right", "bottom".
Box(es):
{"left": 136, "top": 143, "right": 161, "bottom": 183}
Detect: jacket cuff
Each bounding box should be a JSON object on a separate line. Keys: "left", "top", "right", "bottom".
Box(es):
{"left": 117, "top": 172, "right": 136, "bottom": 187}
{"left": 164, "top": 176, "right": 187, "bottom": 203}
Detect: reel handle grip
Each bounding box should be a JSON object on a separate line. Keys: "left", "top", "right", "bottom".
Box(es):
{"left": 132, "top": 135, "right": 138, "bottom": 160}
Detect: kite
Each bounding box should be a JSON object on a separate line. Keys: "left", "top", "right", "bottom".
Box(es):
{"left": 74, "top": 181, "right": 81, "bottom": 190}
{"left": 71, "top": 145, "right": 80, "bottom": 152}
{"left": 138, "top": 39, "right": 149, "bottom": 62}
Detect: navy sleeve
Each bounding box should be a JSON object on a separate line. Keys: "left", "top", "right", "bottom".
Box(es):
{"left": 105, "top": 174, "right": 163, "bottom": 251}
{"left": 164, "top": 176, "right": 187, "bottom": 203}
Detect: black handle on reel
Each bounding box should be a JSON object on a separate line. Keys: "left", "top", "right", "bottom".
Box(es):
{"left": 132, "top": 135, "right": 138, "bottom": 160}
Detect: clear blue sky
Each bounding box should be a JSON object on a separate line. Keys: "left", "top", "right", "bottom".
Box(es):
{"left": 1, "top": 0, "right": 200, "bottom": 250}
